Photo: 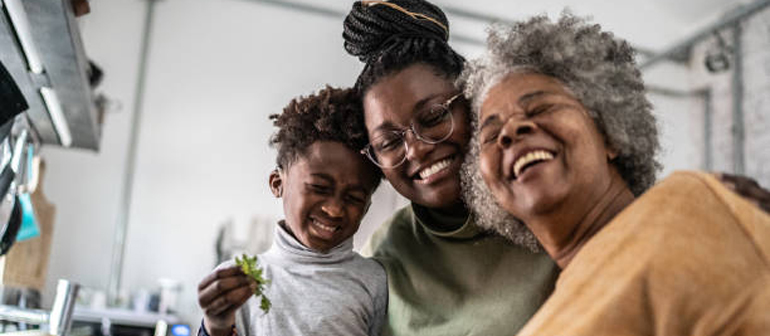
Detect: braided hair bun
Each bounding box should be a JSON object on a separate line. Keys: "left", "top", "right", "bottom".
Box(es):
{"left": 343, "top": 0, "right": 449, "bottom": 62}
{"left": 342, "top": 0, "right": 464, "bottom": 93}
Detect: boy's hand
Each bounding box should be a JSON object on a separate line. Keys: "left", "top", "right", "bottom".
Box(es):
{"left": 197, "top": 265, "right": 256, "bottom": 336}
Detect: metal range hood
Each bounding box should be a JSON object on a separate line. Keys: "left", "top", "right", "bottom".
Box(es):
{"left": 0, "top": 0, "right": 100, "bottom": 150}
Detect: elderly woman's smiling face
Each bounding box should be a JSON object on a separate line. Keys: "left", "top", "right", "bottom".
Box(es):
{"left": 478, "top": 72, "right": 618, "bottom": 223}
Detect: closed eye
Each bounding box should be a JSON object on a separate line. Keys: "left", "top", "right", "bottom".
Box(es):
{"left": 345, "top": 194, "right": 366, "bottom": 205}
{"left": 374, "top": 138, "right": 403, "bottom": 152}
{"left": 481, "top": 128, "right": 501, "bottom": 145}
{"left": 479, "top": 116, "right": 503, "bottom": 145}
{"left": 526, "top": 104, "right": 555, "bottom": 117}
{"left": 417, "top": 107, "right": 449, "bottom": 127}
{"left": 525, "top": 100, "right": 579, "bottom": 118}
{"left": 307, "top": 184, "right": 332, "bottom": 195}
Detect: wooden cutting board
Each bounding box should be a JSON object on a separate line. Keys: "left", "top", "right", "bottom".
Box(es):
{"left": 1, "top": 161, "right": 55, "bottom": 291}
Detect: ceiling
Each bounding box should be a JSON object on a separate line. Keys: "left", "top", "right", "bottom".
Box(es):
{"left": 278, "top": 0, "right": 752, "bottom": 53}
{"left": 443, "top": 0, "right": 749, "bottom": 51}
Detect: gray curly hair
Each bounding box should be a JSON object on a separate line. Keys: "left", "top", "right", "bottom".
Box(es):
{"left": 458, "top": 13, "right": 660, "bottom": 248}
{"left": 462, "top": 136, "right": 543, "bottom": 251}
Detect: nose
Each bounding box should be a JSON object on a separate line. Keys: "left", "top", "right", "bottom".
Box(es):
{"left": 497, "top": 115, "right": 536, "bottom": 149}
{"left": 321, "top": 198, "right": 344, "bottom": 218}
{"left": 404, "top": 130, "right": 432, "bottom": 161}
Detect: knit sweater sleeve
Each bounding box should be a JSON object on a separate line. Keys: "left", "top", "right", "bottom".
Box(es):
{"left": 368, "top": 261, "right": 389, "bottom": 336}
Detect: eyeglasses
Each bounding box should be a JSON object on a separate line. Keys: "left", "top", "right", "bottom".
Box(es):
{"left": 361, "top": 93, "right": 462, "bottom": 169}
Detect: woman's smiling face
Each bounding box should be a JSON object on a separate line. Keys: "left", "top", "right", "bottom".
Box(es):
{"left": 363, "top": 64, "right": 470, "bottom": 209}
{"left": 477, "top": 72, "right": 617, "bottom": 222}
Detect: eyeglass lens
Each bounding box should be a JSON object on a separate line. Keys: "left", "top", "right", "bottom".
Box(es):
{"left": 365, "top": 102, "right": 455, "bottom": 168}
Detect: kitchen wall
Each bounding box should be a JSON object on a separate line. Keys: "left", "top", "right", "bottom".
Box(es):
{"left": 641, "top": 4, "right": 770, "bottom": 186}
{"left": 40, "top": 0, "right": 145, "bottom": 313}
{"left": 687, "top": 5, "right": 770, "bottom": 187}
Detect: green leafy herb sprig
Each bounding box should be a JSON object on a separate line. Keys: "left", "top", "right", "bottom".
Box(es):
{"left": 235, "top": 254, "right": 271, "bottom": 313}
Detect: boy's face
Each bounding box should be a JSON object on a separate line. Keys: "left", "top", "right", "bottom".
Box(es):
{"left": 270, "top": 141, "right": 377, "bottom": 252}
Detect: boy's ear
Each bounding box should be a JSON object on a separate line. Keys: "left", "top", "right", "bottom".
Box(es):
{"left": 269, "top": 169, "right": 283, "bottom": 198}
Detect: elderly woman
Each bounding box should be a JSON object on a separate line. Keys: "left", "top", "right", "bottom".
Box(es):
{"left": 460, "top": 14, "right": 770, "bottom": 335}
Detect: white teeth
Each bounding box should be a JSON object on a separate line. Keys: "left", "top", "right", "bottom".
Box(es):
{"left": 513, "top": 150, "right": 554, "bottom": 178}
{"left": 419, "top": 158, "right": 452, "bottom": 179}
{"left": 312, "top": 219, "right": 337, "bottom": 233}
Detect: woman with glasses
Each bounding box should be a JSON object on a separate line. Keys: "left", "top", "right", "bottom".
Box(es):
{"left": 342, "top": 1, "right": 558, "bottom": 335}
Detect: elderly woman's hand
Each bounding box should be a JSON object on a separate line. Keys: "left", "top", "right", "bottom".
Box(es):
{"left": 715, "top": 173, "right": 770, "bottom": 214}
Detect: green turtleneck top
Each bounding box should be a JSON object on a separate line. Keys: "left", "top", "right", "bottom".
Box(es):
{"left": 361, "top": 203, "right": 559, "bottom": 336}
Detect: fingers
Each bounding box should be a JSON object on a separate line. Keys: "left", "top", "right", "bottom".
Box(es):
{"left": 715, "top": 172, "right": 770, "bottom": 214}
{"left": 198, "top": 265, "right": 245, "bottom": 295}
{"left": 723, "top": 174, "right": 769, "bottom": 198}
{"left": 198, "top": 265, "right": 244, "bottom": 291}
{"left": 199, "top": 274, "right": 253, "bottom": 308}
{"left": 204, "top": 283, "right": 256, "bottom": 317}
{"left": 761, "top": 202, "right": 770, "bottom": 214}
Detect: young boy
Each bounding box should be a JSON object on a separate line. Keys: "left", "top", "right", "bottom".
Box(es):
{"left": 196, "top": 86, "right": 387, "bottom": 336}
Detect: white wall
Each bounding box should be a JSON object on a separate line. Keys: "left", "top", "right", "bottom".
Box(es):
{"left": 682, "top": 5, "right": 770, "bottom": 187}
{"left": 643, "top": 62, "right": 703, "bottom": 177}
{"left": 41, "top": 0, "right": 145, "bottom": 311}
{"left": 742, "top": 7, "right": 770, "bottom": 188}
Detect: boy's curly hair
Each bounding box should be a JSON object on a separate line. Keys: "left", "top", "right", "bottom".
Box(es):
{"left": 269, "top": 86, "right": 383, "bottom": 187}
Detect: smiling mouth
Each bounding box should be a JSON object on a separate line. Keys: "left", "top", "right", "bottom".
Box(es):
{"left": 414, "top": 156, "right": 454, "bottom": 181}
{"left": 513, "top": 150, "right": 555, "bottom": 179}
{"left": 311, "top": 218, "right": 341, "bottom": 233}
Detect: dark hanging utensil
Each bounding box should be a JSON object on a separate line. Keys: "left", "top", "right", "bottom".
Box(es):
{"left": 0, "top": 163, "right": 18, "bottom": 256}
{"left": 704, "top": 31, "right": 731, "bottom": 74}
{"left": 0, "top": 56, "right": 28, "bottom": 256}
{"left": 0, "top": 120, "right": 12, "bottom": 145}
{"left": 0, "top": 60, "right": 28, "bottom": 125}
{"left": 0, "top": 165, "right": 14, "bottom": 202}
{"left": 0, "top": 196, "right": 21, "bottom": 256}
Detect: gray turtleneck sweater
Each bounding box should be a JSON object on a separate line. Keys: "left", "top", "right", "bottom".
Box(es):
{"left": 231, "top": 223, "right": 387, "bottom": 336}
